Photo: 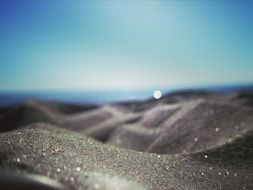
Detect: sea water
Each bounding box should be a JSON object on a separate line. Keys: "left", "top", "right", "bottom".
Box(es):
{"left": 0, "top": 84, "right": 252, "bottom": 107}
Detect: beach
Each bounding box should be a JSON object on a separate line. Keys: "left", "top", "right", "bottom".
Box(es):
{"left": 0, "top": 89, "right": 252, "bottom": 190}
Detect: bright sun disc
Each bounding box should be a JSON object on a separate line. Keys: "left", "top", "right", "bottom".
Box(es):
{"left": 153, "top": 90, "right": 162, "bottom": 99}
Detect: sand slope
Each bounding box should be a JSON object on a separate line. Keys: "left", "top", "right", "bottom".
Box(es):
{"left": 0, "top": 90, "right": 252, "bottom": 189}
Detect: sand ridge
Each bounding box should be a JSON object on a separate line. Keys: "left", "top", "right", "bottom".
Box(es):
{"left": 0, "top": 90, "right": 253, "bottom": 189}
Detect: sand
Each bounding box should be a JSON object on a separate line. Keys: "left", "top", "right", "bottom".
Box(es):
{"left": 0, "top": 90, "right": 253, "bottom": 189}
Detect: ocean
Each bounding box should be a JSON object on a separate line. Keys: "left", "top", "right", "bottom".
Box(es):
{"left": 0, "top": 84, "right": 252, "bottom": 107}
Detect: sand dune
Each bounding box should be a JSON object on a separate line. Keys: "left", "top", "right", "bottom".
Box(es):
{"left": 0, "top": 90, "right": 252, "bottom": 189}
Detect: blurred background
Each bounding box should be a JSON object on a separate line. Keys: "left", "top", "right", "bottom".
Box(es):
{"left": 0, "top": 0, "right": 253, "bottom": 106}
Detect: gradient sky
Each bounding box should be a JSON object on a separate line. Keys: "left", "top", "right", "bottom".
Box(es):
{"left": 0, "top": 1, "right": 253, "bottom": 91}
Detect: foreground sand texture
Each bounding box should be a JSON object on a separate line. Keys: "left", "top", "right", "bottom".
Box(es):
{"left": 0, "top": 90, "right": 253, "bottom": 189}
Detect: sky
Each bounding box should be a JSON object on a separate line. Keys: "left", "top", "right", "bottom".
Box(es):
{"left": 0, "top": 0, "right": 253, "bottom": 91}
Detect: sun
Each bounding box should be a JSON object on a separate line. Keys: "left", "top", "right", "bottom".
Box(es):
{"left": 153, "top": 90, "right": 162, "bottom": 99}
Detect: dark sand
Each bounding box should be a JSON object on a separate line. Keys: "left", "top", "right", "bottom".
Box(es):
{"left": 0, "top": 90, "right": 253, "bottom": 189}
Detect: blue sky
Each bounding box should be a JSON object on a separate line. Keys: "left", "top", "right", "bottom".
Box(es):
{"left": 0, "top": 1, "right": 253, "bottom": 91}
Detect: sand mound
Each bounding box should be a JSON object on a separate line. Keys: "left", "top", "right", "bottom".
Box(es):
{"left": 0, "top": 90, "right": 252, "bottom": 189}
{"left": 0, "top": 123, "right": 252, "bottom": 190}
